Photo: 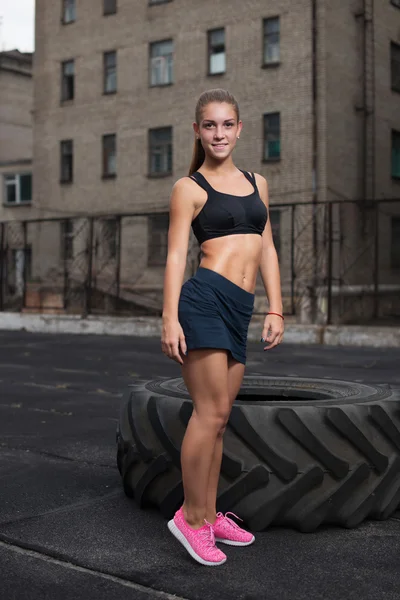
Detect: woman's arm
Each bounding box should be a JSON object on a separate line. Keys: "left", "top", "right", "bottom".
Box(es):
{"left": 161, "top": 177, "right": 196, "bottom": 363}
{"left": 255, "top": 174, "right": 284, "bottom": 350}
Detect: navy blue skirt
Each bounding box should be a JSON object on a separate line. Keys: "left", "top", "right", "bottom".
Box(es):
{"left": 178, "top": 267, "right": 254, "bottom": 365}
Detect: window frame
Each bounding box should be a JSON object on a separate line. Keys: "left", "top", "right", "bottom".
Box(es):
{"left": 391, "top": 41, "right": 400, "bottom": 93}
{"left": 262, "top": 16, "right": 280, "bottom": 67}
{"left": 3, "top": 173, "right": 32, "bottom": 206}
{"left": 102, "top": 133, "right": 117, "bottom": 179}
{"left": 148, "top": 127, "right": 173, "bottom": 177}
{"left": 147, "top": 213, "right": 169, "bottom": 267}
{"left": 60, "top": 139, "right": 74, "bottom": 184}
{"left": 263, "top": 112, "right": 281, "bottom": 162}
{"left": 207, "top": 27, "right": 226, "bottom": 76}
{"left": 62, "top": 0, "right": 76, "bottom": 24}
{"left": 61, "top": 59, "right": 75, "bottom": 102}
{"left": 103, "top": 50, "right": 117, "bottom": 94}
{"left": 103, "top": 0, "right": 117, "bottom": 15}
{"left": 149, "top": 39, "right": 174, "bottom": 87}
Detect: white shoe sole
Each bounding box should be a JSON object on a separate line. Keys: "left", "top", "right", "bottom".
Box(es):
{"left": 215, "top": 535, "right": 255, "bottom": 546}
{"left": 168, "top": 519, "right": 227, "bottom": 566}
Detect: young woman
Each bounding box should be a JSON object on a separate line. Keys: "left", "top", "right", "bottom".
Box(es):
{"left": 161, "top": 89, "right": 284, "bottom": 566}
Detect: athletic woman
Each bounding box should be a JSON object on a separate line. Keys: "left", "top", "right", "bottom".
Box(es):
{"left": 161, "top": 89, "right": 284, "bottom": 566}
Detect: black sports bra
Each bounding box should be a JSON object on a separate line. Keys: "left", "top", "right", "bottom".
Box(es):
{"left": 189, "top": 170, "right": 268, "bottom": 245}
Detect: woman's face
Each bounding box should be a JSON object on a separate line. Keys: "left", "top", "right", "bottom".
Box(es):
{"left": 194, "top": 102, "right": 242, "bottom": 161}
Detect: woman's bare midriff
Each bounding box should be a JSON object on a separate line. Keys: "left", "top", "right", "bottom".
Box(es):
{"left": 198, "top": 234, "right": 262, "bottom": 293}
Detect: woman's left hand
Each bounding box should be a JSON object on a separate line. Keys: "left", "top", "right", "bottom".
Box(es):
{"left": 260, "top": 314, "right": 284, "bottom": 350}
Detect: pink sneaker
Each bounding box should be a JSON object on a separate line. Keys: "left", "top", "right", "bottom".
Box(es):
{"left": 213, "top": 512, "right": 255, "bottom": 546}
{"left": 168, "top": 507, "right": 227, "bottom": 566}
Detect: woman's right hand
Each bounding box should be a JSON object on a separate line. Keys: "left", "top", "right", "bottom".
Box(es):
{"left": 161, "top": 318, "right": 187, "bottom": 365}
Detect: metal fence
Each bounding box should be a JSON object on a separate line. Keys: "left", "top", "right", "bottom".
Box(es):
{"left": 0, "top": 199, "right": 399, "bottom": 324}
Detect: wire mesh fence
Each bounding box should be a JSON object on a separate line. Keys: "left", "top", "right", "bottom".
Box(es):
{"left": 0, "top": 199, "right": 399, "bottom": 324}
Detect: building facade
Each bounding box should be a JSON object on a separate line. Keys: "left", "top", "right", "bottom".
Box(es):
{"left": 0, "top": 50, "right": 33, "bottom": 302}
{"left": 28, "top": 0, "right": 400, "bottom": 321}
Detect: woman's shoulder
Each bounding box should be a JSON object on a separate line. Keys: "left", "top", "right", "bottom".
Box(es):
{"left": 170, "top": 176, "right": 205, "bottom": 206}
{"left": 252, "top": 172, "right": 268, "bottom": 189}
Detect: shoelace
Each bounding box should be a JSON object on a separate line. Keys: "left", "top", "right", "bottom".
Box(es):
{"left": 216, "top": 511, "right": 243, "bottom": 530}
{"left": 201, "top": 519, "right": 217, "bottom": 548}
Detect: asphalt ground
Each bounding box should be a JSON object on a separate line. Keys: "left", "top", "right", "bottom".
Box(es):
{"left": 1, "top": 330, "right": 400, "bottom": 600}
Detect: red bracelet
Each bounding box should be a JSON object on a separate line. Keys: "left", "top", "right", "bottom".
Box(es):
{"left": 267, "top": 312, "right": 284, "bottom": 320}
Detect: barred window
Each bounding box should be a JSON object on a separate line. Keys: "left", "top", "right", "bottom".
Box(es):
{"left": 208, "top": 28, "right": 225, "bottom": 75}
{"left": 263, "top": 113, "right": 281, "bottom": 161}
{"left": 149, "top": 127, "right": 172, "bottom": 176}
{"left": 60, "top": 140, "right": 73, "bottom": 183}
{"left": 4, "top": 173, "right": 32, "bottom": 205}
{"left": 104, "top": 51, "right": 117, "bottom": 93}
{"left": 263, "top": 17, "right": 280, "bottom": 65}
{"left": 102, "top": 134, "right": 116, "bottom": 177}
{"left": 150, "top": 40, "right": 173, "bottom": 86}
{"left": 61, "top": 219, "right": 74, "bottom": 260}
{"left": 148, "top": 213, "right": 169, "bottom": 266}
{"left": 61, "top": 60, "right": 74, "bottom": 101}
{"left": 101, "top": 219, "right": 118, "bottom": 259}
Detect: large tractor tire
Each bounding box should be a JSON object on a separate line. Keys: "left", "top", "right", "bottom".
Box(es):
{"left": 116, "top": 376, "right": 400, "bottom": 532}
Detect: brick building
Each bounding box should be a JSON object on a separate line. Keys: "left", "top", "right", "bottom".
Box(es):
{"left": 28, "top": 0, "right": 400, "bottom": 320}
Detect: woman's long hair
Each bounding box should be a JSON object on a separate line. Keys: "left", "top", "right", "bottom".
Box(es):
{"left": 188, "top": 89, "right": 240, "bottom": 175}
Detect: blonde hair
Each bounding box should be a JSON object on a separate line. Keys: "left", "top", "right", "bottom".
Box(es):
{"left": 188, "top": 89, "right": 240, "bottom": 175}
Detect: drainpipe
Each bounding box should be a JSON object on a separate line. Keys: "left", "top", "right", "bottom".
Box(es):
{"left": 311, "top": 0, "right": 318, "bottom": 323}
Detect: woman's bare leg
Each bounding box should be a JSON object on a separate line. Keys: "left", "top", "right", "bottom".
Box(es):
{"left": 205, "top": 357, "right": 245, "bottom": 523}
{"left": 180, "top": 349, "right": 231, "bottom": 529}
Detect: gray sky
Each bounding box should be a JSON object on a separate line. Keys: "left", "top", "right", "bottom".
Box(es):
{"left": 0, "top": 0, "right": 35, "bottom": 52}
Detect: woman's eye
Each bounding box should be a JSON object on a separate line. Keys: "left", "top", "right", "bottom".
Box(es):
{"left": 225, "top": 123, "right": 234, "bottom": 127}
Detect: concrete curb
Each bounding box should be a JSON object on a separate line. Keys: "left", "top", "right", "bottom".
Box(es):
{"left": 0, "top": 312, "right": 399, "bottom": 347}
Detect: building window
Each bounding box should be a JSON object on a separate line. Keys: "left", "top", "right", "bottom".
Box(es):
{"left": 101, "top": 219, "right": 118, "bottom": 259}
{"left": 104, "top": 0, "right": 117, "bottom": 15}
{"left": 61, "top": 220, "right": 74, "bottom": 260}
{"left": 10, "top": 247, "right": 32, "bottom": 294}
{"left": 148, "top": 213, "right": 169, "bottom": 266}
{"left": 269, "top": 209, "right": 281, "bottom": 257}
{"left": 60, "top": 140, "right": 73, "bottom": 183}
{"left": 102, "top": 134, "right": 116, "bottom": 178}
{"left": 4, "top": 174, "right": 32, "bottom": 205}
{"left": 62, "top": 0, "right": 76, "bottom": 23}
{"left": 392, "top": 130, "right": 400, "bottom": 179}
{"left": 103, "top": 51, "right": 117, "bottom": 93}
{"left": 263, "top": 17, "right": 280, "bottom": 65}
{"left": 150, "top": 40, "right": 173, "bottom": 86}
{"left": 391, "top": 42, "right": 400, "bottom": 93}
{"left": 391, "top": 217, "right": 400, "bottom": 268}
{"left": 263, "top": 113, "right": 281, "bottom": 161}
{"left": 149, "top": 127, "right": 172, "bottom": 176}
{"left": 61, "top": 60, "right": 75, "bottom": 102}
{"left": 208, "top": 28, "right": 226, "bottom": 75}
